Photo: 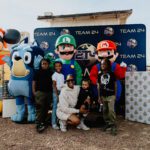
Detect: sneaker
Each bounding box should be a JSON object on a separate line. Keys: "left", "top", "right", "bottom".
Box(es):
{"left": 36, "top": 123, "right": 47, "bottom": 133}
{"left": 59, "top": 120, "right": 67, "bottom": 132}
{"left": 77, "top": 122, "right": 90, "bottom": 131}
{"left": 52, "top": 124, "right": 59, "bottom": 130}
{"left": 103, "top": 124, "right": 112, "bottom": 132}
{"left": 111, "top": 125, "right": 117, "bottom": 136}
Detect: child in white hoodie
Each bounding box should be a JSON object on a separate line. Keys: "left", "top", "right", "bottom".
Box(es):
{"left": 57, "top": 74, "right": 88, "bottom": 132}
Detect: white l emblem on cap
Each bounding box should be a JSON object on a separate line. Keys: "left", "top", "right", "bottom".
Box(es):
{"left": 63, "top": 37, "right": 71, "bottom": 43}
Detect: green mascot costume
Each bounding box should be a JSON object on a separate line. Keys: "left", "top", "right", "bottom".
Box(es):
{"left": 55, "top": 34, "right": 82, "bottom": 85}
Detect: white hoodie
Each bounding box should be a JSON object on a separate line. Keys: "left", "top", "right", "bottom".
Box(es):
{"left": 57, "top": 84, "right": 80, "bottom": 121}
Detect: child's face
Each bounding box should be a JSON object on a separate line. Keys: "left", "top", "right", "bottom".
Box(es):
{"left": 82, "top": 81, "right": 89, "bottom": 90}
{"left": 41, "top": 60, "right": 49, "bottom": 70}
{"left": 101, "top": 60, "right": 108, "bottom": 71}
{"left": 55, "top": 63, "right": 62, "bottom": 73}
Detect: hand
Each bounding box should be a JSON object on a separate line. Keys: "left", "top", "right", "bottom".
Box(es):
{"left": 120, "top": 61, "right": 127, "bottom": 67}
{"left": 34, "top": 55, "right": 43, "bottom": 69}
{"left": 33, "top": 91, "right": 37, "bottom": 96}
{"left": 84, "top": 98, "right": 91, "bottom": 105}
{"left": 98, "top": 97, "right": 103, "bottom": 104}
{"left": 79, "top": 105, "right": 88, "bottom": 114}
{"left": 0, "top": 41, "right": 3, "bottom": 50}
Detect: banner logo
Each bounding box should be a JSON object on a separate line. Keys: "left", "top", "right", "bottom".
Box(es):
{"left": 104, "top": 27, "right": 114, "bottom": 36}
{"left": 127, "top": 39, "right": 137, "bottom": 48}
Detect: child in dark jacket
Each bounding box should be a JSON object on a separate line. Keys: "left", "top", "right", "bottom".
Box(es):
{"left": 32, "top": 58, "right": 53, "bottom": 133}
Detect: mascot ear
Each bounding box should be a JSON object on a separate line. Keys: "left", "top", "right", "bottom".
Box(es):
{"left": 3, "top": 29, "right": 21, "bottom": 44}
{"left": 74, "top": 49, "right": 77, "bottom": 54}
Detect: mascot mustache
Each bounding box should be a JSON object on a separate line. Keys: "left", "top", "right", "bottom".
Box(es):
{"left": 98, "top": 55, "right": 113, "bottom": 60}
{"left": 60, "top": 51, "right": 74, "bottom": 55}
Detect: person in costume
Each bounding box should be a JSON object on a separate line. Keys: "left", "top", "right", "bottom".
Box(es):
{"left": 55, "top": 34, "right": 82, "bottom": 85}
{"left": 0, "top": 28, "right": 20, "bottom": 65}
{"left": 3, "top": 44, "right": 44, "bottom": 123}
{"left": 90, "top": 40, "right": 127, "bottom": 101}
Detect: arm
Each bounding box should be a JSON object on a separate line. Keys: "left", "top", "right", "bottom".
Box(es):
{"left": 97, "top": 75, "right": 103, "bottom": 104}
{"left": 32, "top": 80, "right": 36, "bottom": 96}
{"left": 90, "top": 65, "right": 99, "bottom": 85}
{"left": 114, "top": 81, "right": 117, "bottom": 98}
{"left": 2, "top": 56, "right": 11, "bottom": 67}
{"left": 97, "top": 82, "right": 102, "bottom": 104}
{"left": 53, "top": 80, "right": 59, "bottom": 100}
{"left": 114, "top": 63, "right": 127, "bottom": 79}
{"left": 59, "top": 90, "right": 79, "bottom": 114}
{"left": 0, "top": 28, "right": 5, "bottom": 50}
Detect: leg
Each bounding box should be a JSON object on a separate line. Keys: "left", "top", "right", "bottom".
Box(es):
{"left": 11, "top": 96, "right": 25, "bottom": 122}
{"left": 107, "top": 95, "right": 116, "bottom": 125}
{"left": 107, "top": 95, "right": 117, "bottom": 135}
{"left": 51, "top": 92, "right": 59, "bottom": 129}
{"left": 59, "top": 120, "right": 67, "bottom": 132}
{"left": 67, "top": 114, "right": 80, "bottom": 126}
{"left": 77, "top": 115, "right": 90, "bottom": 131}
{"left": 27, "top": 97, "right": 36, "bottom": 122}
{"left": 35, "top": 91, "right": 48, "bottom": 133}
{"left": 35, "top": 91, "right": 47, "bottom": 123}
{"left": 102, "top": 97, "right": 112, "bottom": 131}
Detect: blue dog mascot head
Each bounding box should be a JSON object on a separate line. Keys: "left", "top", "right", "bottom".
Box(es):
{"left": 4, "top": 44, "right": 44, "bottom": 97}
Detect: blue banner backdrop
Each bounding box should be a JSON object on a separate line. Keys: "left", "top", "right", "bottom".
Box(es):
{"left": 34, "top": 24, "right": 146, "bottom": 75}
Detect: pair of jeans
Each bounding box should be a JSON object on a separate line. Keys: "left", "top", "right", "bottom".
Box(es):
{"left": 52, "top": 91, "right": 60, "bottom": 125}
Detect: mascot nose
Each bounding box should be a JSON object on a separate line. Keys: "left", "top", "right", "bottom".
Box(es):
{"left": 15, "top": 56, "right": 22, "bottom": 61}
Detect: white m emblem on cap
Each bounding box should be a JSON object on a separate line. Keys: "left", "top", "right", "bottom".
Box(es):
{"left": 100, "top": 41, "right": 109, "bottom": 48}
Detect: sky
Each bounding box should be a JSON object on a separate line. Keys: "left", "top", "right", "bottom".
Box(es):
{"left": 0, "top": 0, "right": 150, "bottom": 64}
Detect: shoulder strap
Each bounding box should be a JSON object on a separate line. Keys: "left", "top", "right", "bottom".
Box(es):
{"left": 96, "top": 63, "right": 101, "bottom": 71}
{"left": 111, "top": 62, "right": 117, "bottom": 72}
{"left": 71, "top": 59, "right": 74, "bottom": 65}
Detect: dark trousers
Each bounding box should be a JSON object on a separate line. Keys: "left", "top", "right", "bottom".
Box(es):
{"left": 35, "top": 91, "right": 52, "bottom": 123}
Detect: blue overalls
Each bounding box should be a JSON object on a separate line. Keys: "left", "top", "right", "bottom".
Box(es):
{"left": 62, "top": 59, "right": 76, "bottom": 82}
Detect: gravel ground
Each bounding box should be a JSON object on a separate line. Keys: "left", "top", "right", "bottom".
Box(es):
{"left": 0, "top": 116, "right": 150, "bottom": 150}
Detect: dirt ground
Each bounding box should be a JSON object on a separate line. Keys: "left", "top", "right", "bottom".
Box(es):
{"left": 0, "top": 115, "right": 150, "bottom": 150}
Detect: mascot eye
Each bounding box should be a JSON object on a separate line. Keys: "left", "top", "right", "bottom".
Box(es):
{"left": 107, "top": 51, "right": 111, "bottom": 55}
{"left": 12, "top": 51, "right": 19, "bottom": 61}
{"left": 23, "top": 52, "right": 31, "bottom": 64}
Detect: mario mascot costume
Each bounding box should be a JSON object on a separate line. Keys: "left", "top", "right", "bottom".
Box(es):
{"left": 3, "top": 44, "right": 44, "bottom": 123}
{"left": 55, "top": 34, "right": 82, "bottom": 85}
{"left": 90, "top": 40, "right": 127, "bottom": 102}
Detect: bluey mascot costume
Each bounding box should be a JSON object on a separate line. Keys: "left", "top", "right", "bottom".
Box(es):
{"left": 3, "top": 43, "right": 44, "bottom": 123}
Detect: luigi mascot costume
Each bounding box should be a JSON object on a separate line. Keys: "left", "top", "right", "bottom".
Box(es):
{"left": 55, "top": 34, "right": 82, "bottom": 85}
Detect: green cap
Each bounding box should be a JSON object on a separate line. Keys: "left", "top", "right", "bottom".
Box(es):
{"left": 55, "top": 34, "right": 76, "bottom": 48}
